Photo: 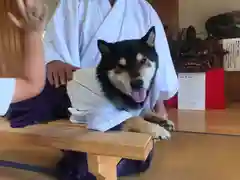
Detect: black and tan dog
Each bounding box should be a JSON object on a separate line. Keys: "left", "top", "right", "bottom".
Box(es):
{"left": 67, "top": 26, "right": 174, "bottom": 140}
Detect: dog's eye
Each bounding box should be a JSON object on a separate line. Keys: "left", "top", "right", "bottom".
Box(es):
{"left": 140, "top": 58, "right": 147, "bottom": 64}
{"left": 117, "top": 64, "right": 125, "bottom": 69}
{"left": 115, "top": 65, "right": 125, "bottom": 74}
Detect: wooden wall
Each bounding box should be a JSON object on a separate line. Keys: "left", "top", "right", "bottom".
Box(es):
{"left": 0, "top": 0, "right": 24, "bottom": 77}
{"left": 225, "top": 72, "right": 240, "bottom": 103}
{"left": 152, "top": 0, "right": 179, "bottom": 33}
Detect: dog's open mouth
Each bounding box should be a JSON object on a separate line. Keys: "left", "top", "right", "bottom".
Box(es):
{"left": 131, "top": 88, "right": 147, "bottom": 103}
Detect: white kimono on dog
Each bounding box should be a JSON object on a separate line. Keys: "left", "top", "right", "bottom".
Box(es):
{"left": 44, "top": 0, "right": 178, "bottom": 131}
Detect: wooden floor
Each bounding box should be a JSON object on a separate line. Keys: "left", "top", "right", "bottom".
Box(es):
{"left": 123, "top": 133, "right": 240, "bottom": 180}
{"left": 1, "top": 106, "right": 240, "bottom": 179}
{"left": 1, "top": 132, "right": 240, "bottom": 180}
{"left": 169, "top": 103, "right": 240, "bottom": 135}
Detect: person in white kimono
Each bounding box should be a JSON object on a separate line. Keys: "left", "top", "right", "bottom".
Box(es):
{"left": 0, "top": 0, "right": 47, "bottom": 116}
{"left": 7, "top": 0, "right": 178, "bottom": 179}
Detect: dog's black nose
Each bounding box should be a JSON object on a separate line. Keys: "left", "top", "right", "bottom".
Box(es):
{"left": 130, "top": 79, "right": 144, "bottom": 89}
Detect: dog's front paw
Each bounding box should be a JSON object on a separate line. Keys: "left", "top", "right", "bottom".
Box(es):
{"left": 155, "top": 126, "right": 171, "bottom": 140}
{"left": 151, "top": 119, "right": 175, "bottom": 132}
{"left": 142, "top": 123, "right": 171, "bottom": 140}
{"left": 144, "top": 114, "right": 175, "bottom": 132}
{"left": 122, "top": 117, "right": 172, "bottom": 140}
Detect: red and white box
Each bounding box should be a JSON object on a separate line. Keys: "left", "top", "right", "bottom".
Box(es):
{"left": 167, "top": 68, "right": 225, "bottom": 110}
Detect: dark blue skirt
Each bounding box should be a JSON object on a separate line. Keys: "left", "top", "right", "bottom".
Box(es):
{"left": 6, "top": 81, "right": 153, "bottom": 180}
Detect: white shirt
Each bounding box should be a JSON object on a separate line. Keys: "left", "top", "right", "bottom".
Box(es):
{"left": 0, "top": 78, "right": 15, "bottom": 116}
{"left": 44, "top": 0, "right": 178, "bottom": 101}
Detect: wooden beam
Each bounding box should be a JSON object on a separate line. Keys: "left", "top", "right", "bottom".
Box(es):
{"left": 88, "top": 155, "right": 121, "bottom": 180}
{"left": 0, "top": 118, "right": 153, "bottom": 160}
{"left": 152, "top": 0, "right": 179, "bottom": 32}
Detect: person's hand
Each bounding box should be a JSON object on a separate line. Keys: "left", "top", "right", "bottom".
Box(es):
{"left": 47, "top": 60, "right": 80, "bottom": 88}
{"left": 8, "top": 0, "right": 48, "bottom": 33}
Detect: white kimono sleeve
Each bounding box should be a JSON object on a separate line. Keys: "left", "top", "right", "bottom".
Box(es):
{"left": 69, "top": 106, "right": 132, "bottom": 132}
{"left": 0, "top": 78, "right": 15, "bottom": 116}
{"left": 84, "top": 106, "right": 133, "bottom": 132}
{"left": 43, "top": 0, "right": 81, "bottom": 67}
{"left": 150, "top": 8, "right": 179, "bottom": 100}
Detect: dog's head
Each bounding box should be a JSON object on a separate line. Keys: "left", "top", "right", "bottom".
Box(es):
{"left": 96, "top": 27, "right": 158, "bottom": 105}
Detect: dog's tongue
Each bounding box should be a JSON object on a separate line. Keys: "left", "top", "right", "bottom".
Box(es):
{"left": 131, "top": 88, "right": 147, "bottom": 103}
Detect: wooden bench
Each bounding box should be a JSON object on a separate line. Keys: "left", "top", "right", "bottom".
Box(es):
{"left": 0, "top": 118, "right": 153, "bottom": 179}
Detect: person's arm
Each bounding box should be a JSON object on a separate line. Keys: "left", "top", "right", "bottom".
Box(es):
{"left": 13, "top": 32, "right": 44, "bottom": 103}
{"left": 149, "top": 6, "right": 179, "bottom": 101}
{"left": 7, "top": 0, "right": 48, "bottom": 103}
{"left": 146, "top": 4, "right": 178, "bottom": 118}
{"left": 43, "top": 0, "right": 80, "bottom": 87}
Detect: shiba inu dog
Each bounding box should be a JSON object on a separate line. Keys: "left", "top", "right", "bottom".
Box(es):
{"left": 67, "top": 26, "right": 174, "bottom": 139}
{"left": 95, "top": 26, "right": 174, "bottom": 139}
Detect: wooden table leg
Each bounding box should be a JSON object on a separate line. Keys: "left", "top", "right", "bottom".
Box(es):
{"left": 87, "top": 154, "right": 121, "bottom": 180}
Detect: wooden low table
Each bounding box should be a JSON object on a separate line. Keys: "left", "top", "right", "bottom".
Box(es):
{"left": 0, "top": 118, "right": 153, "bottom": 180}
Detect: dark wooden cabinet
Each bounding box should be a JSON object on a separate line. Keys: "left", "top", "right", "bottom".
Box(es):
{"left": 152, "top": 0, "right": 179, "bottom": 33}
{"left": 225, "top": 72, "right": 240, "bottom": 103}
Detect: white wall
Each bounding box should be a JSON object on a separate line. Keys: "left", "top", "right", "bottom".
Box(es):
{"left": 179, "top": 0, "right": 240, "bottom": 35}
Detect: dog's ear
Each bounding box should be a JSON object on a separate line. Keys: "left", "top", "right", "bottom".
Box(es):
{"left": 98, "top": 40, "right": 112, "bottom": 54}
{"left": 141, "top": 26, "right": 156, "bottom": 47}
